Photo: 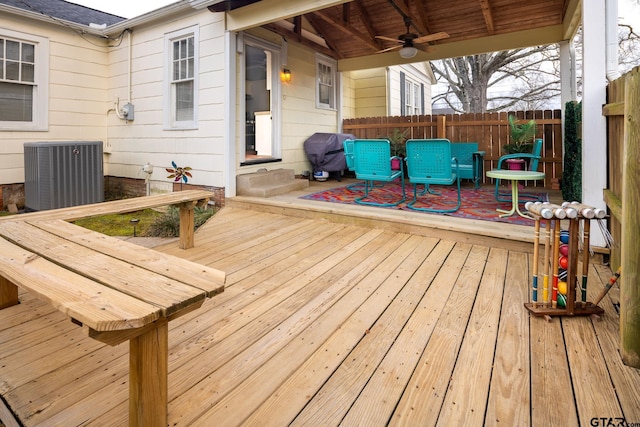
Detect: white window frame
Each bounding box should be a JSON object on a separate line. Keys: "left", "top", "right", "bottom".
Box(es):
{"left": 316, "top": 54, "right": 337, "bottom": 110}
{"left": 0, "top": 29, "right": 49, "bottom": 131}
{"left": 164, "top": 25, "right": 199, "bottom": 130}
{"left": 404, "top": 78, "right": 421, "bottom": 116}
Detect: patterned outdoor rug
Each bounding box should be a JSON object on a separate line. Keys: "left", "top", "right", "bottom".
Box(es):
{"left": 300, "top": 181, "right": 548, "bottom": 226}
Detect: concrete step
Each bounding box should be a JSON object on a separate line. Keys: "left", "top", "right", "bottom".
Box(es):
{"left": 237, "top": 169, "right": 309, "bottom": 197}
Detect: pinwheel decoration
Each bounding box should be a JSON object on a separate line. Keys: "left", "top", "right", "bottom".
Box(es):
{"left": 166, "top": 161, "right": 192, "bottom": 187}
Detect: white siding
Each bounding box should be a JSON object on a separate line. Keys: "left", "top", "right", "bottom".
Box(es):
{"left": 105, "top": 11, "right": 227, "bottom": 187}
{"left": 0, "top": 16, "right": 109, "bottom": 184}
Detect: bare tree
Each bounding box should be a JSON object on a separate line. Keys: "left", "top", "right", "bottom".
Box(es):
{"left": 432, "top": 18, "right": 640, "bottom": 114}
{"left": 431, "top": 45, "right": 560, "bottom": 113}
{"left": 618, "top": 22, "right": 640, "bottom": 74}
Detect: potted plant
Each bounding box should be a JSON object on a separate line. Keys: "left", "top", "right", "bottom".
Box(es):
{"left": 386, "top": 128, "right": 409, "bottom": 170}
{"left": 503, "top": 115, "right": 536, "bottom": 170}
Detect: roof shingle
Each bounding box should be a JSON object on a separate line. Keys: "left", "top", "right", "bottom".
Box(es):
{"left": 0, "top": 0, "right": 126, "bottom": 26}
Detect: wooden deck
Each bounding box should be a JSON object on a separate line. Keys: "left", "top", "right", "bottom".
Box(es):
{"left": 1, "top": 181, "right": 639, "bottom": 426}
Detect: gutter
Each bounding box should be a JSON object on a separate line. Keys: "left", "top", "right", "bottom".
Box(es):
{"left": 605, "top": 0, "right": 620, "bottom": 81}
{"left": 0, "top": 1, "right": 212, "bottom": 39}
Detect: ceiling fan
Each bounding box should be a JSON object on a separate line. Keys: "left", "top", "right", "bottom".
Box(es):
{"left": 376, "top": 17, "right": 449, "bottom": 58}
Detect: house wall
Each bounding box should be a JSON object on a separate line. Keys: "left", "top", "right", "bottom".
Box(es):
{"left": 388, "top": 63, "right": 434, "bottom": 116}
{"left": 341, "top": 71, "right": 356, "bottom": 119}
{"left": 1, "top": 7, "right": 353, "bottom": 204}
{"left": 237, "top": 27, "right": 341, "bottom": 177}
{"left": 348, "top": 68, "right": 387, "bottom": 118}
{"left": 0, "top": 14, "right": 110, "bottom": 186}
{"left": 343, "top": 63, "right": 435, "bottom": 119}
{"left": 104, "top": 9, "right": 227, "bottom": 193}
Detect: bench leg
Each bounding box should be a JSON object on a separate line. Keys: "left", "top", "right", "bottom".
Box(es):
{"left": 179, "top": 201, "right": 196, "bottom": 249}
{"left": 0, "top": 277, "right": 19, "bottom": 309}
{"left": 130, "top": 319, "right": 168, "bottom": 427}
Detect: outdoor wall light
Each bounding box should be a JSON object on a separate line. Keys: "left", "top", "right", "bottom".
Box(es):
{"left": 399, "top": 46, "right": 418, "bottom": 59}
{"left": 281, "top": 68, "right": 292, "bottom": 83}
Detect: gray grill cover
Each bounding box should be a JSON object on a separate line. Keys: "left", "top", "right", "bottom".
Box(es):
{"left": 303, "top": 132, "right": 355, "bottom": 173}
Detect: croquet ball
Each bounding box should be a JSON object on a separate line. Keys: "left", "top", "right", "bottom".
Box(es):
{"left": 559, "top": 269, "right": 567, "bottom": 280}
{"left": 559, "top": 244, "right": 569, "bottom": 256}
{"left": 558, "top": 293, "right": 567, "bottom": 308}
{"left": 560, "top": 233, "right": 569, "bottom": 244}
{"left": 559, "top": 256, "right": 568, "bottom": 270}
{"left": 558, "top": 281, "right": 567, "bottom": 295}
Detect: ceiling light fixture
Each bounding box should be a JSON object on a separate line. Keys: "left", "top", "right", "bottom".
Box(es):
{"left": 399, "top": 46, "right": 418, "bottom": 59}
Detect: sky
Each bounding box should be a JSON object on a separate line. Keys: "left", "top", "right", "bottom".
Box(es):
{"left": 68, "top": 0, "right": 640, "bottom": 23}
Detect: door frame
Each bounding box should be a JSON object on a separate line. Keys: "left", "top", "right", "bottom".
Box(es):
{"left": 239, "top": 33, "right": 283, "bottom": 165}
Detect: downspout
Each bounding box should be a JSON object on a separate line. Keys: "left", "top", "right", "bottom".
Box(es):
{"left": 128, "top": 29, "right": 133, "bottom": 103}
{"left": 605, "top": 0, "right": 620, "bottom": 81}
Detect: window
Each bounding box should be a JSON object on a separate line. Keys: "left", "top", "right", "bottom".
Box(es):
{"left": 316, "top": 55, "right": 337, "bottom": 110}
{"left": 164, "top": 26, "right": 199, "bottom": 129}
{"left": 400, "top": 71, "right": 424, "bottom": 116}
{"left": 404, "top": 79, "right": 422, "bottom": 116}
{"left": 0, "top": 31, "right": 48, "bottom": 131}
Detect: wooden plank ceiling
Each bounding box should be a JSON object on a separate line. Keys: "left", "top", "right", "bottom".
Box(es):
{"left": 210, "top": 0, "right": 575, "bottom": 68}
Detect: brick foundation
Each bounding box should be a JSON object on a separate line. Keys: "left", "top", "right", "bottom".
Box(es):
{"left": 1, "top": 177, "right": 225, "bottom": 210}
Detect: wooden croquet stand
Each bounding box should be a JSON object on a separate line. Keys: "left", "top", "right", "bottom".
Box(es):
{"left": 524, "top": 211, "right": 604, "bottom": 319}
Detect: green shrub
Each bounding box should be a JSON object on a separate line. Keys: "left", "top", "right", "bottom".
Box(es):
{"left": 147, "top": 206, "right": 216, "bottom": 238}
{"left": 562, "top": 101, "right": 582, "bottom": 201}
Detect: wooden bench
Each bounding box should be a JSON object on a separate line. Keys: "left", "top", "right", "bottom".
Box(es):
{"left": 0, "top": 191, "right": 225, "bottom": 426}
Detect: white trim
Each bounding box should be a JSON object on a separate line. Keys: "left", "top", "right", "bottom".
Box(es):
{"left": 0, "top": 29, "right": 49, "bottom": 131}
{"left": 163, "top": 25, "right": 200, "bottom": 130}
{"left": 225, "top": 30, "right": 237, "bottom": 197}
{"left": 240, "top": 34, "right": 283, "bottom": 162}
{"left": 315, "top": 53, "right": 337, "bottom": 110}
{"left": 581, "top": 0, "right": 608, "bottom": 247}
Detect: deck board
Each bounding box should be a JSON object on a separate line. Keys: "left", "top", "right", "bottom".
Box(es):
{"left": 0, "top": 197, "right": 638, "bottom": 427}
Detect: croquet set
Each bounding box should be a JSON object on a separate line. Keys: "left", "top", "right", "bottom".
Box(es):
{"left": 523, "top": 201, "right": 617, "bottom": 319}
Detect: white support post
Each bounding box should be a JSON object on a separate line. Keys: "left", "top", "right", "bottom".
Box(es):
{"left": 581, "top": 1, "right": 608, "bottom": 248}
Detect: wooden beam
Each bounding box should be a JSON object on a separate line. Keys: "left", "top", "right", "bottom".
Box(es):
{"left": 478, "top": 0, "right": 495, "bottom": 34}
{"left": 311, "top": 10, "right": 382, "bottom": 51}
{"left": 300, "top": 15, "right": 343, "bottom": 58}
{"left": 262, "top": 22, "right": 337, "bottom": 58}
{"left": 388, "top": 0, "right": 429, "bottom": 35}
{"left": 353, "top": 0, "right": 378, "bottom": 42}
{"left": 130, "top": 319, "right": 169, "bottom": 427}
{"left": 603, "top": 189, "right": 622, "bottom": 221}
{"left": 602, "top": 102, "right": 625, "bottom": 116}
{"left": 621, "top": 66, "right": 640, "bottom": 368}
{"left": 338, "top": 25, "right": 564, "bottom": 71}
{"left": 0, "top": 276, "right": 18, "bottom": 309}
{"left": 226, "top": 0, "right": 351, "bottom": 32}
{"left": 179, "top": 201, "right": 197, "bottom": 249}
{"left": 415, "top": 0, "right": 433, "bottom": 35}
{"left": 563, "top": 0, "right": 582, "bottom": 39}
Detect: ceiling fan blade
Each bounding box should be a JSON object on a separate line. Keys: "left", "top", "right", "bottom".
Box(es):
{"left": 375, "top": 35, "right": 402, "bottom": 43}
{"left": 413, "top": 32, "right": 449, "bottom": 44}
{"left": 376, "top": 45, "right": 402, "bottom": 54}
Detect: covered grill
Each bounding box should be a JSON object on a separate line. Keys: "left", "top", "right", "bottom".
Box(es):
{"left": 303, "top": 132, "right": 355, "bottom": 180}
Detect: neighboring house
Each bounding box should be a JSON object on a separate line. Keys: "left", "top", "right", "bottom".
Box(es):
{"left": 344, "top": 64, "right": 435, "bottom": 118}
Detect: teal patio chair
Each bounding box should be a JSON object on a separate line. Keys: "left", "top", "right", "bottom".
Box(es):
{"left": 344, "top": 139, "right": 384, "bottom": 191}
{"left": 352, "top": 139, "right": 405, "bottom": 206}
{"left": 343, "top": 139, "right": 355, "bottom": 172}
{"left": 494, "top": 138, "right": 544, "bottom": 202}
{"left": 405, "top": 139, "right": 461, "bottom": 213}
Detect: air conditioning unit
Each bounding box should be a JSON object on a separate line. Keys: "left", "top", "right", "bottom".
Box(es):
{"left": 24, "top": 141, "right": 104, "bottom": 211}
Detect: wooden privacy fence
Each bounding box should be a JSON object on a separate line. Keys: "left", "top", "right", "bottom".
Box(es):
{"left": 343, "top": 110, "right": 563, "bottom": 189}
{"left": 603, "top": 65, "right": 640, "bottom": 368}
